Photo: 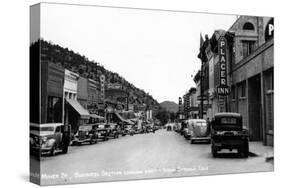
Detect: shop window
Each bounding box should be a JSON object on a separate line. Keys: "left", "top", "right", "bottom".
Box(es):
{"left": 243, "top": 22, "right": 255, "bottom": 30}
{"left": 47, "top": 96, "right": 62, "bottom": 123}
{"left": 242, "top": 40, "right": 256, "bottom": 58}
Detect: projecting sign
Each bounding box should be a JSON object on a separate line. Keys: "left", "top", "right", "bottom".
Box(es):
{"left": 217, "top": 36, "right": 230, "bottom": 96}
{"left": 265, "top": 18, "right": 274, "bottom": 41}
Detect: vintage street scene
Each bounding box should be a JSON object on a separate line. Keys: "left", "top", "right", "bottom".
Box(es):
{"left": 30, "top": 3, "right": 274, "bottom": 186}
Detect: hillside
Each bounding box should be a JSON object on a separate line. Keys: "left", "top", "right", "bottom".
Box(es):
{"left": 160, "top": 101, "right": 178, "bottom": 113}
{"left": 32, "top": 39, "right": 160, "bottom": 110}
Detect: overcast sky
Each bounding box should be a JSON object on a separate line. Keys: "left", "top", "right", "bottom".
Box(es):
{"left": 40, "top": 3, "right": 237, "bottom": 103}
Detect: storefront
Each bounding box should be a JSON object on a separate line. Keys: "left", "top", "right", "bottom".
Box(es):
{"left": 41, "top": 61, "right": 64, "bottom": 123}
{"left": 64, "top": 69, "right": 90, "bottom": 133}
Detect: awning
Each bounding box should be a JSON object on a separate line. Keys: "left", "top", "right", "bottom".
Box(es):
{"left": 90, "top": 113, "right": 105, "bottom": 120}
{"left": 125, "top": 120, "right": 134, "bottom": 125}
{"left": 114, "top": 111, "right": 126, "bottom": 122}
{"left": 66, "top": 98, "right": 90, "bottom": 118}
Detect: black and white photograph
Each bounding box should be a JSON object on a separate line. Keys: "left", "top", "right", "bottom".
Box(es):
{"left": 29, "top": 2, "right": 274, "bottom": 186}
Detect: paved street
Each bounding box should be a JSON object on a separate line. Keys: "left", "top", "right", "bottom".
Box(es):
{"left": 34, "top": 129, "right": 273, "bottom": 185}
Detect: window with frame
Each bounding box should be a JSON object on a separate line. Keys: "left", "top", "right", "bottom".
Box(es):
{"left": 47, "top": 96, "right": 62, "bottom": 123}
{"left": 243, "top": 22, "right": 255, "bottom": 30}
{"left": 242, "top": 40, "right": 256, "bottom": 58}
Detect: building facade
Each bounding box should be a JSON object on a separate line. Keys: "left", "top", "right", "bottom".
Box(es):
{"left": 41, "top": 61, "right": 64, "bottom": 123}
{"left": 228, "top": 16, "right": 274, "bottom": 146}
{"left": 195, "top": 16, "right": 274, "bottom": 146}
{"left": 64, "top": 69, "right": 90, "bottom": 133}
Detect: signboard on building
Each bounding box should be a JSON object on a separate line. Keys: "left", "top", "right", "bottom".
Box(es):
{"left": 265, "top": 18, "right": 274, "bottom": 41}
{"left": 217, "top": 36, "right": 230, "bottom": 96}
{"left": 178, "top": 97, "right": 183, "bottom": 113}
{"left": 100, "top": 75, "right": 105, "bottom": 101}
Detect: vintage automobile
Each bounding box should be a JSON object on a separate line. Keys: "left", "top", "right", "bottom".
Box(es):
{"left": 105, "top": 123, "right": 120, "bottom": 139}
{"left": 182, "top": 122, "right": 191, "bottom": 140}
{"left": 72, "top": 124, "right": 98, "bottom": 146}
{"left": 122, "top": 124, "right": 135, "bottom": 136}
{"left": 94, "top": 123, "right": 110, "bottom": 141}
{"left": 180, "top": 120, "right": 188, "bottom": 135}
{"left": 166, "top": 123, "right": 172, "bottom": 131}
{"left": 30, "top": 123, "right": 71, "bottom": 156}
{"left": 211, "top": 113, "right": 249, "bottom": 158}
{"left": 188, "top": 119, "right": 210, "bottom": 144}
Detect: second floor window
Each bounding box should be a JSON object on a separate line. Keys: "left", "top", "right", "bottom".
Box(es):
{"left": 242, "top": 40, "right": 255, "bottom": 58}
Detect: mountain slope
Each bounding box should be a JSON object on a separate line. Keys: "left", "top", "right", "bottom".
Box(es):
{"left": 160, "top": 101, "right": 178, "bottom": 113}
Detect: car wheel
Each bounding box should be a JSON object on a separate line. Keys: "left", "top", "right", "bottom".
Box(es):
{"left": 190, "top": 139, "right": 194, "bottom": 144}
{"left": 62, "top": 146, "right": 68, "bottom": 154}
{"left": 50, "top": 146, "right": 56, "bottom": 156}
{"left": 212, "top": 145, "right": 218, "bottom": 158}
{"left": 240, "top": 142, "right": 249, "bottom": 158}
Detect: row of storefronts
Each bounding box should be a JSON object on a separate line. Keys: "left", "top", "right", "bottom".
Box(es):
{"left": 183, "top": 16, "right": 274, "bottom": 146}
{"left": 38, "top": 60, "right": 153, "bottom": 134}
{"left": 39, "top": 61, "right": 135, "bottom": 133}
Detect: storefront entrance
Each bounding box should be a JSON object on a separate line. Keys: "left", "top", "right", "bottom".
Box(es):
{"left": 248, "top": 74, "right": 263, "bottom": 141}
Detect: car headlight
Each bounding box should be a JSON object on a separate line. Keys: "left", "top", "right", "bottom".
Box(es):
{"left": 45, "top": 139, "right": 55, "bottom": 147}
{"left": 30, "top": 137, "right": 34, "bottom": 145}
{"left": 42, "top": 137, "right": 48, "bottom": 142}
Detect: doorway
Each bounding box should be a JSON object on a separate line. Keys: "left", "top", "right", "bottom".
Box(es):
{"left": 248, "top": 74, "right": 263, "bottom": 141}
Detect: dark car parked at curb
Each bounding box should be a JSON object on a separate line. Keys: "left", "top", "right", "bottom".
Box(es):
{"left": 72, "top": 124, "right": 98, "bottom": 146}
{"left": 211, "top": 113, "right": 249, "bottom": 158}
{"left": 106, "top": 123, "right": 120, "bottom": 139}
{"left": 95, "top": 123, "right": 110, "bottom": 141}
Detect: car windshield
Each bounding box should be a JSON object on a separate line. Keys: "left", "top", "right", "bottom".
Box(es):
{"left": 40, "top": 127, "right": 54, "bottom": 132}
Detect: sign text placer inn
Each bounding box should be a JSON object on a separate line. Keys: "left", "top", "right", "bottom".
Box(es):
{"left": 217, "top": 36, "right": 230, "bottom": 96}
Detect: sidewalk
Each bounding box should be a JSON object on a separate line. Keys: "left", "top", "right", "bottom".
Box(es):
{"left": 249, "top": 141, "right": 274, "bottom": 162}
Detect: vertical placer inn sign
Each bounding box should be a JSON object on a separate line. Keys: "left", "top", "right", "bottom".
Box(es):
{"left": 217, "top": 36, "right": 230, "bottom": 96}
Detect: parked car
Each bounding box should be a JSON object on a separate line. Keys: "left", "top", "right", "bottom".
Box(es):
{"left": 105, "top": 123, "right": 120, "bottom": 139}
{"left": 94, "top": 123, "right": 110, "bottom": 141}
{"left": 180, "top": 120, "right": 188, "bottom": 135}
{"left": 211, "top": 113, "right": 249, "bottom": 158}
{"left": 188, "top": 119, "right": 210, "bottom": 144}
{"left": 72, "top": 124, "right": 98, "bottom": 146}
{"left": 123, "top": 124, "right": 135, "bottom": 136}
{"left": 30, "top": 123, "right": 71, "bottom": 156}
{"left": 182, "top": 122, "right": 191, "bottom": 140}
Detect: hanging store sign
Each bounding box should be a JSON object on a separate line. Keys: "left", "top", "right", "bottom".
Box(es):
{"left": 217, "top": 36, "right": 230, "bottom": 96}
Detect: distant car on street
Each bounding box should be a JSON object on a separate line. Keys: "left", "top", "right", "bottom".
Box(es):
{"left": 166, "top": 123, "right": 172, "bottom": 131}
{"left": 211, "top": 113, "right": 249, "bottom": 158}
{"left": 94, "top": 123, "right": 110, "bottom": 141}
{"left": 122, "top": 124, "right": 135, "bottom": 136}
{"left": 30, "top": 123, "right": 71, "bottom": 156}
{"left": 188, "top": 119, "right": 210, "bottom": 144}
{"left": 105, "top": 123, "right": 120, "bottom": 139}
{"left": 182, "top": 122, "right": 191, "bottom": 140}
